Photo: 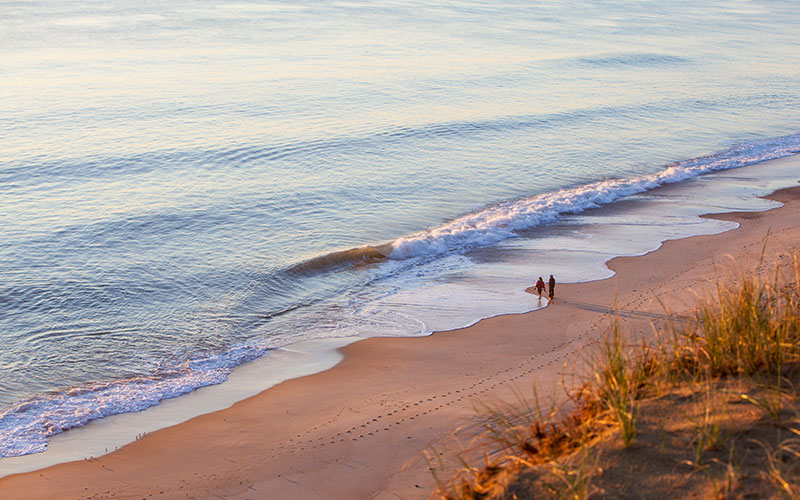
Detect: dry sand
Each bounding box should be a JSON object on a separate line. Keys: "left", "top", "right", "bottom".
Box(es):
{"left": 1, "top": 185, "right": 799, "bottom": 500}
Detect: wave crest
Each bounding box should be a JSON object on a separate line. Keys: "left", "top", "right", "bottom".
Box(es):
{"left": 390, "top": 133, "right": 800, "bottom": 259}
{"left": 286, "top": 245, "right": 390, "bottom": 277}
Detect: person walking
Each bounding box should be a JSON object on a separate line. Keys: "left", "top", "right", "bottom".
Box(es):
{"left": 548, "top": 274, "right": 556, "bottom": 302}
{"left": 535, "top": 276, "right": 546, "bottom": 299}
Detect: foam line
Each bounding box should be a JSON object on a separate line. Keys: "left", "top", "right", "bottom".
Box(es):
{"left": 0, "top": 345, "right": 268, "bottom": 458}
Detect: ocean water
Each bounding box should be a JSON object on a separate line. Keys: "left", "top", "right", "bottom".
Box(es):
{"left": 2, "top": 0, "right": 800, "bottom": 462}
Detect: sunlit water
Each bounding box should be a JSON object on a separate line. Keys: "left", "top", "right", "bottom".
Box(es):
{"left": 2, "top": 0, "right": 800, "bottom": 460}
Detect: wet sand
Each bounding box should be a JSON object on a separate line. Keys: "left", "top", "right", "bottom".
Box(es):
{"left": 1, "top": 185, "right": 799, "bottom": 500}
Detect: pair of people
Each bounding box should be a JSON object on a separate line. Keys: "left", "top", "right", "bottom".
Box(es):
{"left": 535, "top": 274, "right": 556, "bottom": 301}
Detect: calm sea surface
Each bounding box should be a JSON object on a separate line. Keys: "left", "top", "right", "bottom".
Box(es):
{"left": 2, "top": 0, "right": 800, "bottom": 459}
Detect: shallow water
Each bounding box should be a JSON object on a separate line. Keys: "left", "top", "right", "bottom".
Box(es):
{"left": 1, "top": 0, "right": 800, "bottom": 460}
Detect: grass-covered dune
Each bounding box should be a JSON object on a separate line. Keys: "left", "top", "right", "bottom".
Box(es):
{"left": 434, "top": 255, "right": 800, "bottom": 500}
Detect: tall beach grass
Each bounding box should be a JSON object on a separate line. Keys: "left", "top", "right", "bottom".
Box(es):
{"left": 434, "top": 253, "right": 800, "bottom": 499}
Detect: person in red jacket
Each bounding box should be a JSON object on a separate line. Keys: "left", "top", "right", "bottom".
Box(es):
{"left": 535, "top": 276, "right": 546, "bottom": 299}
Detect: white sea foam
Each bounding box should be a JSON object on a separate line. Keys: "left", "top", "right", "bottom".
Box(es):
{"left": 390, "top": 133, "right": 800, "bottom": 259}
{"left": 0, "top": 345, "right": 267, "bottom": 458}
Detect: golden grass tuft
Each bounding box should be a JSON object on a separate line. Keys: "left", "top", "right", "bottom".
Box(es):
{"left": 433, "top": 252, "right": 800, "bottom": 499}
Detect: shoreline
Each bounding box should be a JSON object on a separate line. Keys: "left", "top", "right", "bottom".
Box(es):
{"left": 2, "top": 153, "right": 797, "bottom": 474}
{"left": 1, "top": 183, "right": 799, "bottom": 499}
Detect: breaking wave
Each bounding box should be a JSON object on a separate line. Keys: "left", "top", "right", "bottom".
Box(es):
{"left": 390, "top": 133, "right": 800, "bottom": 259}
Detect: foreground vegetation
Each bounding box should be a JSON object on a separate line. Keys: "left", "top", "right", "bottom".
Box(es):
{"left": 432, "top": 254, "right": 800, "bottom": 499}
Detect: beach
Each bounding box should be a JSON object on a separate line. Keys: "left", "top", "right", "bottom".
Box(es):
{"left": 4, "top": 0, "right": 800, "bottom": 476}
{"left": 0, "top": 183, "right": 796, "bottom": 499}
{"left": 3, "top": 1, "right": 800, "bottom": 498}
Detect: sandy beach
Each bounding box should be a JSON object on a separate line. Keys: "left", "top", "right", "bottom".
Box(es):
{"left": 2, "top": 183, "right": 799, "bottom": 500}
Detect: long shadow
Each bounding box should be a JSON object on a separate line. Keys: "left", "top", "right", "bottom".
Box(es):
{"left": 558, "top": 299, "right": 689, "bottom": 323}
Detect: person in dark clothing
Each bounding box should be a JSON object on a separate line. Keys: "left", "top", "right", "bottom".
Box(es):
{"left": 535, "top": 277, "right": 546, "bottom": 299}
{"left": 548, "top": 274, "right": 556, "bottom": 301}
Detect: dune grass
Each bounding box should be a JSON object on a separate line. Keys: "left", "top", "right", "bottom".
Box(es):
{"left": 432, "top": 254, "right": 800, "bottom": 499}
